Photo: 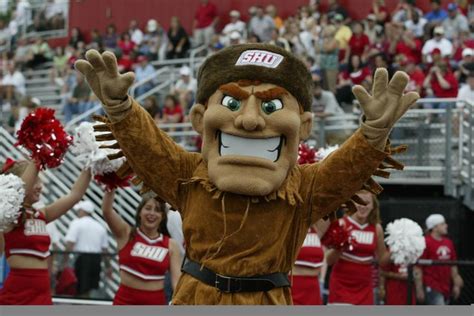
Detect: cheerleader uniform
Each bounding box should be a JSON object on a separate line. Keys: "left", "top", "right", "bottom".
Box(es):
{"left": 291, "top": 227, "right": 324, "bottom": 305}
{"left": 328, "top": 216, "right": 377, "bottom": 305}
{"left": 114, "top": 229, "right": 170, "bottom": 305}
{"left": 0, "top": 210, "right": 52, "bottom": 305}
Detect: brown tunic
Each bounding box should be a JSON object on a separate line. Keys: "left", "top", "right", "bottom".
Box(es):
{"left": 109, "top": 100, "right": 389, "bottom": 305}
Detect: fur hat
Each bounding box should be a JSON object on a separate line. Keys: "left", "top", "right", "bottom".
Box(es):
{"left": 196, "top": 43, "right": 313, "bottom": 112}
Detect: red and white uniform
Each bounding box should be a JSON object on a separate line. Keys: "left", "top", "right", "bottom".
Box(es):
{"left": 420, "top": 234, "right": 457, "bottom": 298}
{"left": 329, "top": 216, "right": 377, "bottom": 305}
{"left": 114, "top": 229, "right": 170, "bottom": 305}
{"left": 0, "top": 209, "right": 52, "bottom": 305}
{"left": 382, "top": 263, "right": 415, "bottom": 305}
{"left": 292, "top": 227, "right": 324, "bottom": 305}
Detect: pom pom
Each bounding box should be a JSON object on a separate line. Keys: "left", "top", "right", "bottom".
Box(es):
{"left": 298, "top": 143, "right": 316, "bottom": 164}
{"left": 385, "top": 218, "right": 426, "bottom": 265}
{"left": 0, "top": 174, "right": 25, "bottom": 231}
{"left": 315, "top": 145, "right": 339, "bottom": 162}
{"left": 15, "top": 108, "right": 72, "bottom": 170}
{"left": 94, "top": 172, "right": 133, "bottom": 191}
{"left": 321, "top": 219, "right": 355, "bottom": 250}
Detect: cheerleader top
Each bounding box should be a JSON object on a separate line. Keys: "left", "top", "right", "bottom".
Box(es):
{"left": 341, "top": 216, "right": 377, "bottom": 263}
{"left": 4, "top": 209, "right": 51, "bottom": 259}
{"left": 119, "top": 229, "right": 170, "bottom": 281}
{"left": 295, "top": 227, "right": 324, "bottom": 268}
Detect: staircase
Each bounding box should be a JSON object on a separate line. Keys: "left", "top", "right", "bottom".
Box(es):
{"left": 24, "top": 68, "right": 63, "bottom": 119}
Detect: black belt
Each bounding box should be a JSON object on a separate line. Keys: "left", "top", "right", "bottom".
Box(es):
{"left": 181, "top": 258, "right": 290, "bottom": 293}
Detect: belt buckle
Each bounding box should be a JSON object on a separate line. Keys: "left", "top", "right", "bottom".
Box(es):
{"left": 215, "top": 274, "right": 239, "bottom": 293}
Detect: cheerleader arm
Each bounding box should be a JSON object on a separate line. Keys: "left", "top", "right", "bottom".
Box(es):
{"left": 169, "top": 238, "right": 183, "bottom": 291}
{"left": 20, "top": 161, "right": 40, "bottom": 206}
{"left": 43, "top": 169, "right": 92, "bottom": 223}
{"left": 102, "top": 189, "right": 131, "bottom": 250}
{"left": 375, "top": 224, "right": 391, "bottom": 266}
{"left": 325, "top": 248, "right": 342, "bottom": 266}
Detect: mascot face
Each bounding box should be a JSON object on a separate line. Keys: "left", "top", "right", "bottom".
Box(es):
{"left": 191, "top": 81, "right": 313, "bottom": 196}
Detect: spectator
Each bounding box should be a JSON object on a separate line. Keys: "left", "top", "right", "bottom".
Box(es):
{"left": 221, "top": 10, "right": 246, "bottom": 45}
{"left": 142, "top": 95, "right": 161, "bottom": 123}
{"left": 457, "top": 71, "right": 474, "bottom": 105}
{"left": 370, "top": 0, "right": 390, "bottom": 25}
{"left": 69, "top": 27, "right": 84, "bottom": 50}
{"left": 63, "top": 72, "right": 94, "bottom": 123}
{"left": 249, "top": 6, "right": 275, "bottom": 43}
{"left": 392, "top": 0, "right": 423, "bottom": 25}
{"left": 229, "top": 31, "right": 243, "bottom": 46}
{"left": 134, "top": 55, "right": 155, "bottom": 97}
{"left": 336, "top": 54, "right": 371, "bottom": 106}
{"left": 6, "top": 96, "right": 40, "bottom": 134}
{"left": 414, "top": 214, "right": 464, "bottom": 305}
{"left": 299, "top": 18, "right": 318, "bottom": 58}
{"left": 327, "top": 0, "right": 350, "bottom": 24}
{"left": 118, "top": 32, "right": 136, "bottom": 56}
{"left": 425, "top": 0, "right": 448, "bottom": 25}
{"left": 167, "top": 16, "right": 190, "bottom": 59}
{"left": 143, "top": 19, "right": 168, "bottom": 61}
{"left": 161, "top": 94, "right": 184, "bottom": 124}
{"left": 266, "top": 4, "right": 283, "bottom": 30}
{"left": 393, "top": 29, "right": 423, "bottom": 65}
{"left": 333, "top": 14, "right": 352, "bottom": 63}
{"left": 171, "top": 66, "right": 197, "bottom": 112}
{"left": 65, "top": 200, "right": 109, "bottom": 299}
{"left": 346, "top": 21, "right": 370, "bottom": 63}
{"left": 442, "top": 3, "right": 469, "bottom": 41}
{"left": 103, "top": 24, "right": 119, "bottom": 50}
{"left": 14, "top": 0, "right": 31, "bottom": 33}
{"left": 87, "top": 28, "right": 103, "bottom": 50}
{"left": 25, "top": 37, "right": 52, "bottom": 69}
{"left": 452, "top": 30, "right": 474, "bottom": 62}
{"left": 422, "top": 26, "right": 453, "bottom": 64}
{"left": 455, "top": 48, "right": 474, "bottom": 85}
{"left": 193, "top": 0, "right": 218, "bottom": 48}
{"left": 401, "top": 57, "right": 426, "bottom": 96}
{"left": 318, "top": 25, "right": 339, "bottom": 93}
{"left": 2, "top": 61, "right": 25, "bottom": 97}
{"left": 50, "top": 46, "right": 69, "bottom": 85}
{"left": 373, "top": 53, "right": 395, "bottom": 77}
{"left": 367, "top": 29, "right": 390, "bottom": 62}
{"left": 423, "top": 60, "right": 459, "bottom": 105}
{"left": 129, "top": 19, "right": 144, "bottom": 46}
{"left": 268, "top": 28, "right": 291, "bottom": 52}
{"left": 404, "top": 9, "right": 428, "bottom": 39}
{"left": 43, "top": 0, "right": 66, "bottom": 30}
{"left": 364, "top": 14, "right": 383, "bottom": 44}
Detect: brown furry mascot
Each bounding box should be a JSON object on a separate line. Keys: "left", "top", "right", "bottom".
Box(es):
{"left": 75, "top": 44, "right": 418, "bottom": 305}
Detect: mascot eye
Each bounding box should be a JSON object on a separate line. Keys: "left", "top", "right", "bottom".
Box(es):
{"left": 222, "top": 95, "right": 241, "bottom": 111}
{"left": 261, "top": 99, "right": 283, "bottom": 114}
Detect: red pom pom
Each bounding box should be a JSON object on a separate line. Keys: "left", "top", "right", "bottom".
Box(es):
{"left": 321, "top": 220, "right": 356, "bottom": 251}
{"left": 15, "top": 108, "right": 73, "bottom": 170}
{"left": 94, "top": 172, "right": 132, "bottom": 191}
{"left": 298, "top": 143, "right": 316, "bottom": 164}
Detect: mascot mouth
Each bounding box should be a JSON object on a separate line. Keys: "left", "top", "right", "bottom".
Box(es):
{"left": 217, "top": 131, "right": 284, "bottom": 162}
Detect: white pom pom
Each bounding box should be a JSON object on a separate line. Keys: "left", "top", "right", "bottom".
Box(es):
{"left": 70, "top": 122, "right": 124, "bottom": 175}
{"left": 385, "top": 218, "right": 426, "bottom": 265}
{"left": 316, "top": 144, "right": 339, "bottom": 161}
{"left": 0, "top": 174, "right": 25, "bottom": 231}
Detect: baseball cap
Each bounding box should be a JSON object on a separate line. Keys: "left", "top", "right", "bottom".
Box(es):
{"left": 333, "top": 13, "right": 344, "bottom": 22}
{"left": 431, "top": 48, "right": 442, "bottom": 55}
{"left": 229, "top": 31, "right": 242, "bottom": 40}
{"left": 229, "top": 10, "right": 240, "bottom": 18}
{"left": 426, "top": 214, "right": 445, "bottom": 230}
{"left": 367, "top": 14, "right": 376, "bottom": 21}
{"left": 179, "top": 65, "right": 191, "bottom": 76}
{"left": 434, "top": 26, "right": 444, "bottom": 35}
{"left": 462, "top": 48, "right": 474, "bottom": 57}
{"left": 147, "top": 19, "right": 158, "bottom": 32}
{"left": 447, "top": 3, "right": 458, "bottom": 11}
{"left": 74, "top": 200, "right": 95, "bottom": 214}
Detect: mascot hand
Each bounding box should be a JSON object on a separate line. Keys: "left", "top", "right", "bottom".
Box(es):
{"left": 75, "top": 50, "right": 135, "bottom": 119}
{"left": 352, "top": 68, "right": 419, "bottom": 149}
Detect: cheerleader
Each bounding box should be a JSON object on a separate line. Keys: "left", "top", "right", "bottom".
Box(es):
{"left": 0, "top": 159, "right": 91, "bottom": 305}
{"left": 291, "top": 221, "right": 329, "bottom": 305}
{"left": 102, "top": 189, "right": 182, "bottom": 305}
{"left": 326, "top": 190, "right": 390, "bottom": 305}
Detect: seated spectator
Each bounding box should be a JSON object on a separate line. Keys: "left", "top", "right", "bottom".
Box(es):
{"left": 69, "top": 27, "right": 84, "bottom": 49}
{"left": 333, "top": 14, "right": 352, "bottom": 63}
{"left": 400, "top": 57, "right": 426, "bottom": 96}
{"left": 63, "top": 72, "right": 95, "bottom": 123}
{"left": 129, "top": 19, "right": 144, "bottom": 46}
{"left": 392, "top": 0, "right": 423, "bottom": 25}
{"left": 318, "top": 25, "right": 339, "bottom": 93}
{"left": 143, "top": 19, "right": 168, "bottom": 61}
{"left": 142, "top": 95, "right": 161, "bottom": 123}
{"left": 50, "top": 46, "right": 69, "bottom": 86}
{"left": 228, "top": 31, "right": 243, "bottom": 46}
{"left": 160, "top": 94, "right": 184, "bottom": 124}
{"left": 327, "top": 0, "right": 350, "bottom": 24}
{"left": 373, "top": 53, "right": 395, "bottom": 77}
{"left": 364, "top": 14, "right": 383, "bottom": 44}
{"left": 268, "top": 28, "right": 291, "bottom": 52}
{"left": 336, "top": 54, "right": 371, "bottom": 106}
{"left": 25, "top": 37, "right": 53, "bottom": 69}
{"left": 0, "top": 20, "right": 10, "bottom": 47}
{"left": 455, "top": 48, "right": 474, "bottom": 85}
{"left": 116, "top": 50, "right": 134, "bottom": 73}
{"left": 394, "top": 29, "right": 423, "bottom": 65}
{"left": 442, "top": 3, "right": 469, "bottom": 41}
{"left": 369, "top": 0, "right": 390, "bottom": 25}
{"left": 266, "top": 4, "right": 283, "bottom": 29}
{"left": 422, "top": 26, "right": 453, "bottom": 64}
{"left": 134, "top": 55, "right": 155, "bottom": 97}
{"left": 452, "top": 30, "right": 474, "bottom": 63}
{"left": 346, "top": 21, "right": 370, "bottom": 63}
{"left": 118, "top": 32, "right": 136, "bottom": 56}
{"left": 367, "top": 29, "right": 390, "bottom": 62}
{"left": 87, "top": 28, "right": 103, "bottom": 50}
{"left": 221, "top": 10, "right": 247, "bottom": 46}
{"left": 423, "top": 60, "right": 459, "bottom": 106}
{"left": 249, "top": 6, "right": 275, "bottom": 43}
{"left": 166, "top": 16, "right": 190, "bottom": 59}
{"left": 425, "top": 0, "right": 449, "bottom": 25}
{"left": 404, "top": 9, "right": 428, "bottom": 39}
{"left": 457, "top": 71, "right": 474, "bottom": 109}
{"left": 103, "top": 24, "right": 119, "bottom": 51}
{"left": 171, "top": 66, "right": 197, "bottom": 112}
{"left": 2, "top": 61, "right": 26, "bottom": 99}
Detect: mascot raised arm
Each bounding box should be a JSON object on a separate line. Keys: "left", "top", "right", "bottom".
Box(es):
{"left": 75, "top": 44, "right": 418, "bottom": 305}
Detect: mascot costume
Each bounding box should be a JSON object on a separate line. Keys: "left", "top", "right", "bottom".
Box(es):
{"left": 75, "top": 44, "right": 418, "bottom": 305}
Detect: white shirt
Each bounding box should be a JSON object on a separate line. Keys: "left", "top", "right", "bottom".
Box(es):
{"left": 422, "top": 38, "right": 453, "bottom": 63}
{"left": 130, "top": 28, "right": 144, "bottom": 45}
{"left": 2, "top": 71, "right": 26, "bottom": 95}
{"left": 65, "top": 216, "right": 108, "bottom": 253}
{"left": 174, "top": 77, "right": 197, "bottom": 94}
{"left": 222, "top": 20, "right": 246, "bottom": 37}
{"left": 166, "top": 210, "right": 185, "bottom": 255}
{"left": 457, "top": 84, "right": 474, "bottom": 107}
{"left": 404, "top": 18, "right": 428, "bottom": 38}
{"left": 46, "top": 221, "right": 61, "bottom": 250}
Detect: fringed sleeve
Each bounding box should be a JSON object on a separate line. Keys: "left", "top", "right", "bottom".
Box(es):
{"left": 93, "top": 100, "right": 202, "bottom": 210}
{"left": 299, "top": 129, "right": 405, "bottom": 223}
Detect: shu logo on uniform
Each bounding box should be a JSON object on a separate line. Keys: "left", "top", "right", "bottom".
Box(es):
{"left": 302, "top": 233, "right": 321, "bottom": 247}
{"left": 24, "top": 219, "right": 49, "bottom": 236}
{"left": 351, "top": 230, "right": 374, "bottom": 245}
{"left": 235, "top": 50, "right": 284, "bottom": 68}
{"left": 436, "top": 245, "right": 451, "bottom": 260}
{"left": 131, "top": 242, "right": 168, "bottom": 262}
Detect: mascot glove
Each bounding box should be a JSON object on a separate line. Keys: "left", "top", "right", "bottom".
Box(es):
{"left": 75, "top": 50, "right": 135, "bottom": 122}
{"left": 353, "top": 68, "right": 419, "bottom": 150}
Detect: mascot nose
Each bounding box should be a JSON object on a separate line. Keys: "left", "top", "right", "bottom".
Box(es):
{"left": 234, "top": 96, "right": 266, "bottom": 131}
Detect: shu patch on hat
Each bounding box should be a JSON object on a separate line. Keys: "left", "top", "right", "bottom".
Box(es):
{"left": 235, "top": 50, "right": 284, "bottom": 69}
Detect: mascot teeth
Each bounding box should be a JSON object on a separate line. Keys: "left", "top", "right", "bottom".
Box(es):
{"left": 219, "top": 132, "right": 283, "bottom": 162}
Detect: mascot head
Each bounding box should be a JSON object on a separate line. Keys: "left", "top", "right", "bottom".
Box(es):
{"left": 190, "top": 44, "right": 313, "bottom": 196}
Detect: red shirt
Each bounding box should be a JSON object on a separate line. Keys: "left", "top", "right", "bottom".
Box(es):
{"left": 406, "top": 68, "right": 425, "bottom": 94}
{"left": 348, "top": 34, "right": 370, "bottom": 57}
{"left": 118, "top": 40, "right": 136, "bottom": 56}
{"left": 370, "top": 5, "right": 390, "bottom": 23}
{"left": 431, "top": 71, "right": 458, "bottom": 98}
{"left": 396, "top": 39, "right": 423, "bottom": 65}
{"left": 163, "top": 104, "right": 184, "bottom": 122}
{"left": 342, "top": 67, "right": 371, "bottom": 85}
{"left": 453, "top": 40, "right": 474, "bottom": 61}
{"left": 195, "top": 2, "right": 218, "bottom": 29}
{"left": 420, "top": 234, "right": 457, "bottom": 297}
